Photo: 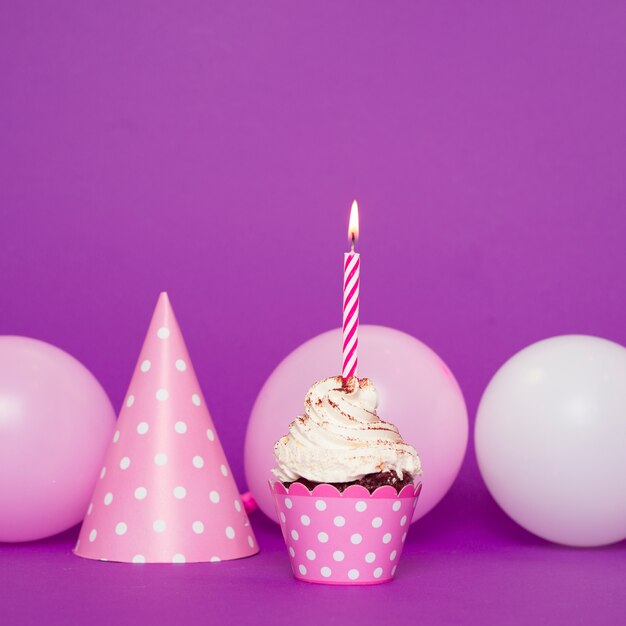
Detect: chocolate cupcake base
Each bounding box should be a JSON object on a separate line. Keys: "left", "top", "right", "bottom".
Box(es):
{"left": 284, "top": 471, "right": 413, "bottom": 494}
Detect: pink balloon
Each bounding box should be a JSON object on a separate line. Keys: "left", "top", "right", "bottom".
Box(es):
{"left": 245, "top": 325, "right": 468, "bottom": 524}
{"left": 0, "top": 337, "right": 116, "bottom": 542}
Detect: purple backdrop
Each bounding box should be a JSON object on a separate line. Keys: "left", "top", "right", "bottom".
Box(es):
{"left": 1, "top": 1, "right": 625, "bottom": 624}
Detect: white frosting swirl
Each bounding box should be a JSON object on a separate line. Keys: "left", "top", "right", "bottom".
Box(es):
{"left": 273, "top": 376, "right": 421, "bottom": 483}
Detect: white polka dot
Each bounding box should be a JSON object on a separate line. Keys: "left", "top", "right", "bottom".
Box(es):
{"left": 333, "top": 550, "right": 345, "bottom": 562}
{"left": 291, "top": 530, "right": 299, "bottom": 541}
{"left": 172, "top": 554, "right": 185, "bottom": 563}
{"left": 383, "top": 533, "right": 392, "bottom": 544}
{"left": 192, "top": 521, "right": 204, "bottom": 534}
{"left": 351, "top": 533, "right": 363, "bottom": 544}
{"left": 175, "top": 359, "right": 187, "bottom": 371}
{"left": 348, "top": 569, "right": 360, "bottom": 580}
{"left": 298, "top": 564, "right": 307, "bottom": 575}
{"left": 113, "top": 431, "right": 120, "bottom": 443}
{"left": 372, "top": 516, "right": 383, "bottom": 528}
{"left": 320, "top": 566, "right": 332, "bottom": 578}
{"left": 87, "top": 502, "right": 93, "bottom": 515}
{"left": 284, "top": 498, "right": 293, "bottom": 509}
{"left": 365, "top": 552, "right": 376, "bottom": 563}
{"left": 289, "top": 547, "right": 295, "bottom": 557}
{"left": 400, "top": 515, "right": 408, "bottom": 526}
{"left": 120, "top": 457, "right": 130, "bottom": 470}
{"left": 157, "top": 327, "right": 170, "bottom": 339}
{"left": 392, "top": 565, "right": 397, "bottom": 576}
{"left": 132, "top": 555, "right": 145, "bottom": 563}
{"left": 402, "top": 532, "right": 407, "bottom": 542}
{"left": 126, "top": 395, "right": 135, "bottom": 407}
{"left": 191, "top": 394, "right": 201, "bottom": 406}
{"left": 300, "top": 515, "right": 311, "bottom": 526}
{"left": 392, "top": 501, "right": 402, "bottom": 512}
{"left": 209, "top": 490, "right": 220, "bottom": 503}
{"left": 390, "top": 550, "right": 398, "bottom": 560}
{"left": 192, "top": 455, "right": 204, "bottom": 468}
{"left": 333, "top": 516, "right": 346, "bottom": 527}
{"left": 210, "top": 556, "right": 221, "bottom": 562}
{"left": 140, "top": 359, "right": 151, "bottom": 372}
{"left": 317, "top": 532, "right": 329, "bottom": 543}
{"left": 373, "top": 567, "right": 383, "bottom": 579}
{"left": 315, "top": 500, "right": 327, "bottom": 511}
{"left": 173, "top": 486, "right": 187, "bottom": 499}
{"left": 99, "top": 467, "right": 106, "bottom": 479}
{"left": 206, "top": 428, "right": 215, "bottom": 441}
{"left": 89, "top": 529, "right": 97, "bottom": 542}
{"left": 156, "top": 388, "right": 169, "bottom": 402}
{"left": 248, "top": 536, "right": 254, "bottom": 548}
{"left": 137, "top": 422, "right": 149, "bottom": 435}
{"left": 306, "top": 549, "right": 316, "bottom": 561}
{"left": 234, "top": 500, "right": 242, "bottom": 512}
{"left": 103, "top": 492, "right": 113, "bottom": 506}
{"left": 279, "top": 512, "right": 286, "bottom": 523}
{"left": 154, "top": 453, "right": 168, "bottom": 466}
{"left": 225, "top": 526, "right": 235, "bottom": 539}
{"left": 153, "top": 520, "right": 166, "bottom": 533}
{"left": 115, "top": 522, "right": 128, "bottom": 536}
{"left": 134, "top": 486, "right": 147, "bottom": 500}
{"left": 174, "top": 421, "right": 187, "bottom": 434}
{"left": 355, "top": 501, "right": 367, "bottom": 512}
{"left": 220, "top": 464, "right": 228, "bottom": 477}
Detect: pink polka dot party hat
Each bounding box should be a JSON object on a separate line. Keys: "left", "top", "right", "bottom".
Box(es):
{"left": 75, "top": 292, "right": 258, "bottom": 564}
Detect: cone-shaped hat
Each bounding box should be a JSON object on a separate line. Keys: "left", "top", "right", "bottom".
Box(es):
{"left": 75, "top": 293, "right": 258, "bottom": 563}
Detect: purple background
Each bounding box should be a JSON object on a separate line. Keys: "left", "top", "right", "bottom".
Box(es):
{"left": 1, "top": 1, "right": 625, "bottom": 624}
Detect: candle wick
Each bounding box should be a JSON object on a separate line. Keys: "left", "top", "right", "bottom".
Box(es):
{"left": 351, "top": 234, "right": 355, "bottom": 253}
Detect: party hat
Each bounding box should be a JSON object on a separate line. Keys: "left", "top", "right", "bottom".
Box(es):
{"left": 75, "top": 292, "right": 258, "bottom": 563}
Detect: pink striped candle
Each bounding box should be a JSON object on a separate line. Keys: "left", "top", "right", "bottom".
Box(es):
{"left": 342, "top": 201, "right": 360, "bottom": 379}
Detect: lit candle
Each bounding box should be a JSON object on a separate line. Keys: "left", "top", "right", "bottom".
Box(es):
{"left": 342, "top": 200, "right": 360, "bottom": 380}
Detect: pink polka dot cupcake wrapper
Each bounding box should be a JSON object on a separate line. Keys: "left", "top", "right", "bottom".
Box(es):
{"left": 271, "top": 481, "right": 422, "bottom": 585}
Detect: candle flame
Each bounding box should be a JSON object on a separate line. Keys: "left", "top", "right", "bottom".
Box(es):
{"left": 348, "top": 200, "right": 359, "bottom": 244}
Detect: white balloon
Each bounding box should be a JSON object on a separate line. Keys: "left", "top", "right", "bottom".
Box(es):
{"left": 475, "top": 335, "right": 626, "bottom": 547}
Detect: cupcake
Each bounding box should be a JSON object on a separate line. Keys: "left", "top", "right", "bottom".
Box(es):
{"left": 270, "top": 375, "right": 422, "bottom": 584}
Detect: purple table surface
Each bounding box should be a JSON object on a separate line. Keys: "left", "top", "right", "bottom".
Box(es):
{"left": 2, "top": 1, "right": 626, "bottom": 624}
{"left": 1, "top": 489, "right": 625, "bottom": 626}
